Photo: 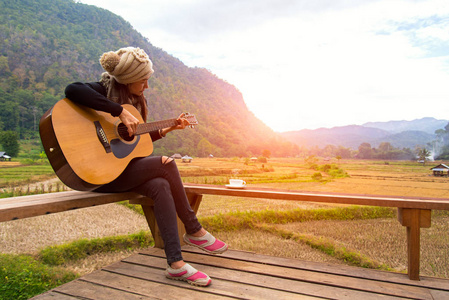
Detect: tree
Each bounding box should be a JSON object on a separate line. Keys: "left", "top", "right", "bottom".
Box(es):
{"left": 321, "top": 144, "right": 337, "bottom": 157}
{"left": 262, "top": 149, "right": 271, "bottom": 158}
{"left": 435, "top": 123, "right": 449, "bottom": 160}
{"left": 0, "top": 131, "right": 20, "bottom": 157}
{"left": 197, "top": 138, "right": 214, "bottom": 157}
{"left": 336, "top": 146, "right": 352, "bottom": 159}
{"left": 357, "top": 143, "right": 373, "bottom": 159}
{"left": 416, "top": 147, "right": 431, "bottom": 165}
{"left": 435, "top": 128, "right": 448, "bottom": 144}
{"left": 378, "top": 142, "right": 393, "bottom": 153}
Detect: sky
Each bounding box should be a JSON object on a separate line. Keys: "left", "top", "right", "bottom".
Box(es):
{"left": 80, "top": 0, "right": 449, "bottom": 132}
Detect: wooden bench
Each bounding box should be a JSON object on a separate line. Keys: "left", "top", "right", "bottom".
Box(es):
{"left": 1, "top": 183, "right": 449, "bottom": 281}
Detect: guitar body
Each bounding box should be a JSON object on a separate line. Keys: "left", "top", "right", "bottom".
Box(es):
{"left": 40, "top": 98, "right": 153, "bottom": 191}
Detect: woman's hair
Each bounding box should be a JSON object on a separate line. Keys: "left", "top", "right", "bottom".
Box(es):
{"left": 115, "top": 81, "right": 149, "bottom": 123}
{"left": 101, "top": 73, "right": 148, "bottom": 122}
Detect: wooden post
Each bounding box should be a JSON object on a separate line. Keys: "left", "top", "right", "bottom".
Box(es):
{"left": 181, "top": 193, "right": 203, "bottom": 244}
{"left": 397, "top": 208, "right": 431, "bottom": 280}
{"left": 129, "top": 197, "right": 165, "bottom": 248}
{"left": 130, "top": 193, "right": 203, "bottom": 249}
{"left": 187, "top": 193, "right": 203, "bottom": 215}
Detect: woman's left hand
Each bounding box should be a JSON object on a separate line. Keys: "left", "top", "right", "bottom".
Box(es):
{"left": 160, "top": 113, "right": 191, "bottom": 137}
{"left": 174, "top": 113, "right": 191, "bottom": 130}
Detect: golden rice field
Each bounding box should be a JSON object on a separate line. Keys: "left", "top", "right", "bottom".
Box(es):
{"left": 179, "top": 157, "right": 449, "bottom": 199}
{"left": 1, "top": 157, "right": 448, "bottom": 279}
{"left": 181, "top": 157, "right": 449, "bottom": 279}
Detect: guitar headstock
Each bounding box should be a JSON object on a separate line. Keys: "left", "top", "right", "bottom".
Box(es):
{"left": 184, "top": 112, "right": 198, "bottom": 128}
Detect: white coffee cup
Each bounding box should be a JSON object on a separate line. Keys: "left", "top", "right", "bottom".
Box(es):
{"left": 229, "top": 179, "right": 246, "bottom": 186}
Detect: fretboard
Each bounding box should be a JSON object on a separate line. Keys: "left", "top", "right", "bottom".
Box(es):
{"left": 136, "top": 119, "right": 179, "bottom": 135}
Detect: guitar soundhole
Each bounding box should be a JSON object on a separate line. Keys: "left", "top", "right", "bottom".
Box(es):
{"left": 117, "top": 123, "right": 134, "bottom": 142}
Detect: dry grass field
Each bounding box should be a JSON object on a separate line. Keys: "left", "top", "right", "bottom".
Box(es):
{"left": 0, "top": 162, "right": 21, "bottom": 167}
{"left": 184, "top": 158, "right": 449, "bottom": 278}
{"left": 1, "top": 157, "right": 448, "bottom": 279}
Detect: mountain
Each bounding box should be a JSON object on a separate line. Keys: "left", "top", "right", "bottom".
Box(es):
{"left": 363, "top": 117, "right": 448, "bottom": 134}
{"left": 0, "top": 0, "right": 298, "bottom": 157}
{"left": 2, "top": 0, "right": 445, "bottom": 158}
{"left": 371, "top": 130, "right": 437, "bottom": 149}
{"left": 281, "top": 125, "right": 390, "bottom": 149}
{"left": 281, "top": 118, "right": 447, "bottom": 150}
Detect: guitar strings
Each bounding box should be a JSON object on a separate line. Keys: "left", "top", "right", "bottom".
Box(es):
{"left": 114, "top": 117, "right": 196, "bottom": 138}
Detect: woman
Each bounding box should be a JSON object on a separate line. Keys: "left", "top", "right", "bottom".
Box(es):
{"left": 64, "top": 47, "right": 227, "bottom": 287}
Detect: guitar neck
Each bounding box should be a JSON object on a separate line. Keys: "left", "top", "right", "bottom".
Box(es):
{"left": 136, "top": 119, "right": 178, "bottom": 135}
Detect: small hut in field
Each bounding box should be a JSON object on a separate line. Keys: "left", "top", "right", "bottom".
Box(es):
{"left": 0, "top": 152, "right": 11, "bottom": 161}
{"left": 430, "top": 164, "right": 449, "bottom": 176}
{"left": 182, "top": 156, "right": 193, "bottom": 163}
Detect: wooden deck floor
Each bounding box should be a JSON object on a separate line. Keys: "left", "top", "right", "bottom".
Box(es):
{"left": 33, "top": 246, "right": 449, "bottom": 300}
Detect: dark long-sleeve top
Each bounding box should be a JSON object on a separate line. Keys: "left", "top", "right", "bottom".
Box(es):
{"left": 65, "top": 82, "right": 162, "bottom": 142}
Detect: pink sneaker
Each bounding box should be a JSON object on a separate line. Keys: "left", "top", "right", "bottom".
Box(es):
{"left": 165, "top": 263, "right": 211, "bottom": 287}
{"left": 183, "top": 231, "right": 228, "bottom": 254}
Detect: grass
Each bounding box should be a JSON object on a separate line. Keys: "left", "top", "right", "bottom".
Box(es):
{"left": 0, "top": 254, "right": 77, "bottom": 300}
{"left": 197, "top": 206, "right": 395, "bottom": 231}
{"left": 1, "top": 157, "right": 448, "bottom": 297}
{"left": 0, "top": 163, "right": 55, "bottom": 189}
{"left": 257, "top": 224, "right": 394, "bottom": 271}
{"left": 0, "top": 180, "right": 69, "bottom": 199}
{"left": 38, "top": 231, "right": 153, "bottom": 266}
{"left": 0, "top": 231, "right": 153, "bottom": 300}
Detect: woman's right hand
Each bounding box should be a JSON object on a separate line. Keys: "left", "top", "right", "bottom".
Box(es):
{"left": 119, "top": 108, "right": 140, "bottom": 137}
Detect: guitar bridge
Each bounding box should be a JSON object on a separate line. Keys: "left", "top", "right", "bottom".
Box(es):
{"left": 94, "top": 121, "right": 111, "bottom": 153}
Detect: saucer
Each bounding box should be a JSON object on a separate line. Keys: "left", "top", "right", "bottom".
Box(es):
{"left": 225, "top": 184, "right": 246, "bottom": 189}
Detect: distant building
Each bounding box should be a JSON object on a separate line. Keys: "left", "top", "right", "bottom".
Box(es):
{"left": 182, "top": 155, "right": 193, "bottom": 163}
{"left": 171, "top": 153, "right": 182, "bottom": 159}
{"left": 0, "top": 152, "right": 11, "bottom": 161}
{"left": 430, "top": 164, "right": 449, "bottom": 176}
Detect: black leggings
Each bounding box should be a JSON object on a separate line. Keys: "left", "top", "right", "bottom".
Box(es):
{"left": 95, "top": 156, "right": 202, "bottom": 264}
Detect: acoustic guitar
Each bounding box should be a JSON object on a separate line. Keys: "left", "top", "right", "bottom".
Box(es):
{"left": 39, "top": 98, "right": 198, "bottom": 191}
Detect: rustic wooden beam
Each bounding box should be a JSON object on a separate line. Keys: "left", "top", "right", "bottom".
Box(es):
{"left": 129, "top": 197, "right": 165, "bottom": 248}
{"left": 183, "top": 184, "right": 449, "bottom": 210}
{"left": 2, "top": 184, "right": 448, "bottom": 281}
{"left": 0, "top": 191, "right": 142, "bottom": 222}
{"left": 397, "top": 208, "right": 431, "bottom": 280}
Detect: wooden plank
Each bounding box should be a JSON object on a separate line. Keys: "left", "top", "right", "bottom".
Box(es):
{"left": 105, "top": 260, "right": 321, "bottom": 299}
{"left": 76, "top": 267, "right": 240, "bottom": 300}
{"left": 180, "top": 247, "right": 449, "bottom": 291}
{"left": 37, "top": 279, "right": 156, "bottom": 299}
{"left": 31, "top": 291, "right": 80, "bottom": 299}
{"left": 3, "top": 184, "right": 449, "bottom": 223}
{"left": 430, "top": 290, "right": 449, "bottom": 300}
{"left": 120, "top": 253, "right": 401, "bottom": 299}
{"left": 183, "top": 184, "right": 449, "bottom": 210}
{"left": 0, "top": 191, "right": 142, "bottom": 222}
{"left": 32, "top": 247, "right": 449, "bottom": 300}
{"left": 133, "top": 249, "right": 434, "bottom": 299}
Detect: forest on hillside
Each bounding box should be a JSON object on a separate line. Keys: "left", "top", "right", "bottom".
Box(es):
{"left": 0, "top": 0, "right": 299, "bottom": 158}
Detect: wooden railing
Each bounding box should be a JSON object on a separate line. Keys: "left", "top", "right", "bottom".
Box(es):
{"left": 1, "top": 183, "right": 449, "bottom": 280}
